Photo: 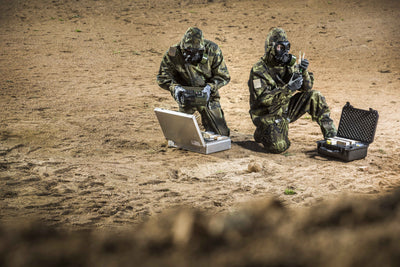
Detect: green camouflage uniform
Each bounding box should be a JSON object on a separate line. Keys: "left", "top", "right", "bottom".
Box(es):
{"left": 248, "top": 28, "right": 337, "bottom": 153}
{"left": 157, "top": 27, "right": 230, "bottom": 136}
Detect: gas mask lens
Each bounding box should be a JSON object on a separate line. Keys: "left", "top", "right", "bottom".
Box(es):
{"left": 275, "top": 41, "right": 290, "bottom": 55}
{"left": 183, "top": 48, "right": 204, "bottom": 64}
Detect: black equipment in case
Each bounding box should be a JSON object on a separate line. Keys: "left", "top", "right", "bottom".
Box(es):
{"left": 317, "top": 102, "right": 379, "bottom": 161}
{"left": 181, "top": 86, "right": 207, "bottom": 107}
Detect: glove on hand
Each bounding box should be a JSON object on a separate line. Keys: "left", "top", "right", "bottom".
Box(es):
{"left": 173, "top": 86, "right": 186, "bottom": 105}
{"left": 202, "top": 84, "right": 211, "bottom": 102}
{"left": 287, "top": 73, "right": 303, "bottom": 92}
{"left": 300, "top": 59, "right": 309, "bottom": 71}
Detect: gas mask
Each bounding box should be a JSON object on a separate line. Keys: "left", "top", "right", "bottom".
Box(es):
{"left": 182, "top": 47, "right": 204, "bottom": 64}
{"left": 274, "top": 41, "right": 295, "bottom": 65}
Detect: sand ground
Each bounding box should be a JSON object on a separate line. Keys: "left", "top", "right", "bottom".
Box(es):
{"left": 1, "top": 0, "right": 400, "bottom": 232}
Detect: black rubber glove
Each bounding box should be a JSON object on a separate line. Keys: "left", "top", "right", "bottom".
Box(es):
{"left": 173, "top": 86, "right": 186, "bottom": 105}
{"left": 287, "top": 73, "right": 303, "bottom": 92}
{"left": 300, "top": 59, "right": 309, "bottom": 71}
{"left": 202, "top": 84, "right": 211, "bottom": 102}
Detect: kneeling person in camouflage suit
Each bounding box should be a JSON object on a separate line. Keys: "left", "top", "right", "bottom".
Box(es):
{"left": 157, "top": 27, "right": 230, "bottom": 136}
{"left": 248, "top": 27, "right": 337, "bottom": 153}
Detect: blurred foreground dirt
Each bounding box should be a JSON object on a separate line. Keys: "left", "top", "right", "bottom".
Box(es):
{"left": 1, "top": 189, "right": 400, "bottom": 267}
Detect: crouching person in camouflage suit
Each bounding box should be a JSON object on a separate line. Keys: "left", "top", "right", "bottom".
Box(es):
{"left": 157, "top": 27, "right": 230, "bottom": 136}
{"left": 248, "top": 27, "right": 337, "bottom": 153}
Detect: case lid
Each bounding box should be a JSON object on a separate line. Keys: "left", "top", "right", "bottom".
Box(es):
{"left": 337, "top": 102, "right": 379, "bottom": 144}
{"left": 154, "top": 108, "right": 206, "bottom": 148}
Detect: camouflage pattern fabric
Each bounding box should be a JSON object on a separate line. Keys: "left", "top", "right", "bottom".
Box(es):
{"left": 248, "top": 27, "right": 336, "bottom": 153}
{"left": 264, "top": 27, "right": 288, "bottom": 58}
{"left": 180, "top": 101, "right": 230, "bottom": 136}
{"left": 180, "top": 27, "right": 205, "bottom": 50}
{"left": 253, "top": 117, "right": 290, "bottom": 153}
{"left": 157, "top": 27, "right": 231, "bottom": 136}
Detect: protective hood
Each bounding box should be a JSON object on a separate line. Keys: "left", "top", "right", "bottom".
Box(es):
{"left": 180, "top": 27, "right": 205, "bottom": 50}
{"left": 264, "top": 27, "right": 288, "bottom": 54}
{"left": 264, "top": 27, "right": 293, "bottom": 65}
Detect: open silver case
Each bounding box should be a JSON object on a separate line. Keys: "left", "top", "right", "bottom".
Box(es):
{"left": 154, "top": 108, "right": 231, "bottom": 154}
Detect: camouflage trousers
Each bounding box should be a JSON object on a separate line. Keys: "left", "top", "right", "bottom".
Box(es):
{"left": 253, "top": 90, "right": 336, "bottom": 153}
{"left": 179, "top": 100, "right": 230, "bottom": 136}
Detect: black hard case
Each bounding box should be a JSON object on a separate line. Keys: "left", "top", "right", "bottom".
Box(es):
{"left": 317, "top": 102, "right": 379, "bottom": 161}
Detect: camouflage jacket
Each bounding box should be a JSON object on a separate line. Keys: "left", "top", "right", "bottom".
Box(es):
{"left": 157, "top": 40, "right": 230, "bottom": 100}
{"left": 248, "top": 54, "right": 314, "bottom": 124}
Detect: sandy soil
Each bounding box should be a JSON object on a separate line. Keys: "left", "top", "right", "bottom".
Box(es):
{"left": 1, "top": 0, "right": 400, "bottom": 235}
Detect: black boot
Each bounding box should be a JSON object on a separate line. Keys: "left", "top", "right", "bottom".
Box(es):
{"left": 254, "top": 126, "right": 263, "bottom": 143}
{"left": 319, "top": 114, "right": 337, "bottom": 139}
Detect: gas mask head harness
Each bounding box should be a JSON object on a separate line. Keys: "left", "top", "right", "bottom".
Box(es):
{"left": 180, "top": 27, "right": 207, "bottom": 64}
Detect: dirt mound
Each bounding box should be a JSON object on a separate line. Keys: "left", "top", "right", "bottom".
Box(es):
{"left": 1, "top": 189, "right": 399, "bottom": 266}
